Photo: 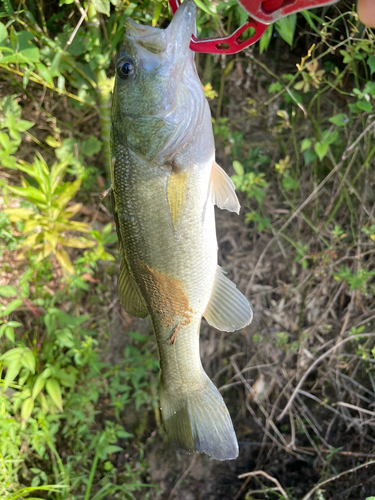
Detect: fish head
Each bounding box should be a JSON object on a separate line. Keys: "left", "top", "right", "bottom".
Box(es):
{"left": 113, "top": 0, "right": 196, "bottom": 121}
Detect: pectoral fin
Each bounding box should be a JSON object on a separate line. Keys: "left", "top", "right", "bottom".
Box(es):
{"left": 167, "top": 169, "right": 190, "bottom": 229}
{"left": 117, "top": 259, "right": 148, "bottom": 319}
{"left": 211, "top": 162, "right": 240, "bottom": 214}
{"left": 204, "top": 266, "right": 252, "bottom": 331}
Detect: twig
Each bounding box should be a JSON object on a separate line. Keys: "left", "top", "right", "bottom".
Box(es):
{"left": 297, "top": 389, "right": 362, "bottom": 425}
{"left": 233, "top": 475, "right": 252, "bottom": 500}
{"left": 238, "top": 442, "right": 375, "bottom": 458}
{"left": 167, "top": 454, "right": 197, "bottom": 500}
{"left": 66, "top": 1, "right": 90, "bottom": 47}
{"left": 231, "top": 359, "right": 303, "bottom": 458}
{"left": 238, "top": 470, "right": 289, "bottom": 499}
{"left": 246, "top": 113, "right": 374, "bottom": 296}
{"left": 337, "top": 401, "right": 375, "bottom": 419}
{"left": 301, "top": 459, "right": 375, "bottom": 500}
{"left": 277, "top": 333, "right": 375, "bottom": 421}
{"left": 246, "top": 151, "right": 352, "bottom": 294}
{"left": 346, "top": 120, "right": 375, "bottom": 153}
{"left": 328, "top": 291, "right": 355, "bottom": 364}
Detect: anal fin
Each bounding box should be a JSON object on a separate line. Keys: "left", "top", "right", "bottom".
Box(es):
{"left": 204, "top": 266, "right": 252, "bottom": 331}
{"left": 211, "top": 161, "right": 240, "bottom": 214}
{"left": 117, "top": 259, "right": 148, "bottom": 319}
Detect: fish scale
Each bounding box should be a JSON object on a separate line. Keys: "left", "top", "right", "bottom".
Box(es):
{"left": 111, "top": 0, "right": 252, "bottom": 460}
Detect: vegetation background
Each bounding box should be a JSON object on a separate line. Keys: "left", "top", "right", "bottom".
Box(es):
{"left": 0, "top": 0, "right": 375, "bottom": 498}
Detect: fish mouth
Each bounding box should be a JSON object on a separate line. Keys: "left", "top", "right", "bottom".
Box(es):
{"left": 125, "top": 0, "right": 196, "bottom": 56}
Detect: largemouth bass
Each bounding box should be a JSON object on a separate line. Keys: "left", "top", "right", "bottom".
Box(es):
{"left": 111, "top": 0, "right": 252, "bottom": 461}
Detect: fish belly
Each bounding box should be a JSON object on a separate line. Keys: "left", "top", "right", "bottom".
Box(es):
{"left": 114, "top": 143, "right": 217, "bottom": 322}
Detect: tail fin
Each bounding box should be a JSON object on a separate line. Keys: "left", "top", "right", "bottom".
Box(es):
{"left": 159, "top": 375, "right": 238, "bottom": 461}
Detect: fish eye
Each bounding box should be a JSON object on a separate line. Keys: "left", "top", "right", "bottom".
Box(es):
{"left": 117, "top": 57, "right": 135, "bottom": 79}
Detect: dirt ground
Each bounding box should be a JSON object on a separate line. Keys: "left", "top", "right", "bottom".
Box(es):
{"left": 104, "top": 203, "right": 375, "bottom": 499}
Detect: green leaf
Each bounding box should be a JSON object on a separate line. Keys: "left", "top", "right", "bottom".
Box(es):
{"left": 20, "top": 349, "right": 36, "bottom": 373}
{"left": 232, "top": 160, "right": 244, "bottom": 176}
{"left": 275, "top": 14, "right": 296, "bottom": 47}
{"left": 0, "top": 22, "right": 7, "bottom": 46}
{"left": 36, "top": 62, "right": 54, "bottom": 86}
{"left": 55, "top": 249, "right": 74, "bottom": 274}
{"left": 105, "top": 445, "right": 123, "bottom": 454}
{"left": 42, "top": 367, "right": 51, "bottom": 379}
{"left": 63, "top": 237, "right": 95, "bottom": 249}
{"left": 21, "top": 397, "right": 34, "bottom": 421}
{"left": 92, "top": 0, "right": 110, "bottom": 16}
{"left": 116, "top": 430, "right": 133, "bottom": 439}
{"left": 0, "top": 324, "right": 6, "bottom": 338}
{"left": 356, "top": 100, "right": 372, "bottom": 112}
{"left": 127, "top": 331, "right": 145, "bottom": 342}
{"left": 16, "top": 31, "right": 40, "bottom": 62}
{"left": 56, "top": 328, "right": 75, "bottom": 348}
{"left": 2, "top": 298, "right": 23, "bottom": 316}
{"left": 4, "top": 361, "right": 21, "bottom": 391}
{"left": 300, "top": 10, "right": 321, "bottom": 35}
{"left": 53, "top": 178, "right": 81, "bottom": 210}
{"left": 5, "top": 326, "right": 15, "bottom": 342}
{"left": 57, "top": 75, "right": 65, "bottom": 93}
{"left": 55, "top": 138, "right": 79, "bottom": 162}
{"left": 194, "top": 0, "right": 217, "bottom": 16}
{"left": 32, "top": 374, "right": 46, "bottom": 400}
{"left": 50, "top": 158, "right": 70, "bottom": 193}
{"left": 0, "top": 285, "right": 17, "bottom": 297}
{"left": 367, "top": 55, "right": 375, "bottom": 76}
{"left": 259, "top": 25, "right": 273, "bottom": 54}
{"left": 282, "top": 175, "right": 298, "bottom": 191}
{"left": 7, "top": 185, "right": 47, "bottom": 205}
{"left": 300, "top": 138, "right": 312, "bottom": 152}
{"left": 16, "top": 119, "right": 34, "bottom": 132}
{"left": 1, "top": 347, "right": 27, "bottom": 361}
{"left": 314, "top": 142, "right": 328, "bottom": 161}
{"left": 46, "top": 136, "right": 60, "bottom": 148}
{"left": 340, "top": 49, "right": 353, "bottom": 64}
{"left": 6, "top": 321, "right": 22, "bottom": 327}
{"left": 304, "top": 149, "right": 317, "bottom": 166}
{"left": 7, "top": 159, "right": 36, "bottom": 178}
{"left": 82, "top": 136, "right": 102, "bottom": 157}
{"left": 322, "top": 129, "right": 338, "bottom": 145}
{"left": 268, "top": 81, "right": 282, "bottom": 93}
{"left": 329, "top": 113, "right": 349, "bottom": 127}
{"left": 45, "top": 378, "right": 63, "bottom": 411}
{"left": 364, "top": 81, "right": 375, "bottom": 98}
{"left": 348, "top": 102, "right": 360, "bottom": 114}
{"left": 151, "top": 1, "right": 163, "bottom": 27}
